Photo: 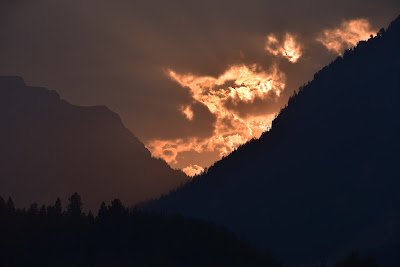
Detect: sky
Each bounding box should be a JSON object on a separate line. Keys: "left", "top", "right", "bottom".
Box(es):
{"left": 1, "top": 0, "right": 399, "bottom": 176}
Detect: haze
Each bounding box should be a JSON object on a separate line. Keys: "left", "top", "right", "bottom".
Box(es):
{"left": 1, "top": 0, "right": 399, "bottom": 175}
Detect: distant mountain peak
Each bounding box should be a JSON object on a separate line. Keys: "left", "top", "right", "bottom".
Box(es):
{"left": 0, "top": 77, "right": 188, "bottom": 209}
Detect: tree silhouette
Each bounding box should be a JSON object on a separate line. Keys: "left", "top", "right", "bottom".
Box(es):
{"left": 97, "top": 201, "right": 108, "bottom": 222}
{"left": 87, "top": 210, "right": 95, "bottom": 224}
{"left": 108, "top": 198, "right": 127, "bottom": 218}
{"left": 28, "top": 202, "right": 39, "bottom": 216}
{"left": 54, "top": 197, "right": 62, "bottom": 215}
{"left": 39, "top": 204, "right": 47, "bottom": 217}
{"left": 6, "top": 197, "right": 15, "bottom": 213}
{"left": 67, "top": 192, "right": 83, "bottom": 219}
{"left": 334, "top": 251, "right": 378, "bottom": 267}
{"left": 0, "top": 196, "right": 6, "bottom": 214}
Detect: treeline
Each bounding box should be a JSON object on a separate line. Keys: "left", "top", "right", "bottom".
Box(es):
{"left": 0, "top": 193, "right": 281, "bottom": 266}
{"left": 0, "top": 194, "right": 381, "bottom": 266}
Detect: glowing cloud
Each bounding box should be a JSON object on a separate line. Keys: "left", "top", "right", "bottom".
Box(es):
{"left": 265, "top": 33, "right": 302, "bottom": 63}
{"left": 147, "top": 64, "right": 285, "bottom": 171}
{"left": 182, "top": 164, "right": 204, "bottom": 177}
{"left": 317, "top": 18, "right": 376, "bottom": 55}
{"left": 180, "top": 105, "right": 194, "bottom": 120}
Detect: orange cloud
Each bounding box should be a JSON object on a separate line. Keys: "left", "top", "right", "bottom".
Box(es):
{"left": 147, "top": 64, "right": 285, "bottom": 171}
{"left": 317, "top": 18, "right": 376, "bottom": 55}
{"left": 265, "top": 33, "right": 302, "bottom": 63}
{"left": 180, "top": 105, "right": 194, "bottom": 120}
{"left": 182, "top": 164, "right": 204, "bottom": 176}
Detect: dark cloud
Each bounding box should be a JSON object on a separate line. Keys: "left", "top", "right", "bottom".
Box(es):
{"left": 163, "top": 150, "right": 174, "bottom": 156}
{"left": 0, "top": 0, "right": 399, "bottom": 172}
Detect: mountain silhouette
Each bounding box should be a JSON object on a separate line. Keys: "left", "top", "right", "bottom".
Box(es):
{"left": 0, "top": 77, "right": 188, "bottom": 209}
{"left": 149, "top": 15, "right": 400, "bottom": 265}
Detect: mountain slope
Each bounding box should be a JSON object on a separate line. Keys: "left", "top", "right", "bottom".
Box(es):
{"left": 0, "top": 77, "right": 188, "bottom": 209}
{"left": 150, "top": 16, "right": 400, "bottom": 264}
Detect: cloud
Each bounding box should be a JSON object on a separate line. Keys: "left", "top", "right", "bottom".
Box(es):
{"left": 1, "top": 0, "right": 398, "bottom": 171}
{"left": 182, "top": 164, "right": 204, "bottom": 177}
{"left": 146, "top": 64, "right": 284, "bottom": 167}
{"left": 316, "top": 19, "right": 376, "bottom": 55}
{"left": 180, "top": 105, "right": 194, "bottom": 120}
{"left": 146, "top": 17, "right": 383, "bottom": 170}
{"left": 169, "top": 64, "right": 285, "bottom": 104}
{"left": 265, "top": 33, "right": 302, "bottom": 63}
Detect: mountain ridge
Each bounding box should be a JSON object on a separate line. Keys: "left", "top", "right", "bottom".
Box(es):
{"left": 0, "top": 76, "right": 189, "bottom": 209}
{"left": 149, "top": 15, "right": 400, "bottom": 265}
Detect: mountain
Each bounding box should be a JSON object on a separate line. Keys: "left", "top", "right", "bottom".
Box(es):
{"left": 0, "top": 77, "right": 188, "bottom": 209}
{"left": 149, "top": 16, "right": 400, "bottom": 265}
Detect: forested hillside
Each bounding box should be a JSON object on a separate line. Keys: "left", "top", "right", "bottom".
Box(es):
{"left": 150, "top": 15, "right": 400, "bottom": 265}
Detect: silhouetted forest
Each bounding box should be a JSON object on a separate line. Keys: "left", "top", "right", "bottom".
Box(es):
{"left": 0, "top": 193, "right": 281, "bottom": 266}
{"left": 1, "top": 194, "right": 381, "bottom": 266}
{"left": 149, "top": 15, "right": 400, "bottom": 266}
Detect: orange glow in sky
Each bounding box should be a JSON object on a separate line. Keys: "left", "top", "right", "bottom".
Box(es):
{"left": 265, "top": 33, "right": 302, "bottom": 63}
{"left": 145, "top": 18, "right": 376, "bottom": 176}
{"left": 182, "top": 164, "right": 204, "bottom": 177}
{"left": 147, "top": 64, "right": 285, "bottom": 176}
{"left": 317, "top": 19, "right": 376, "bottom": 55}
{"left": 180, "top": 105, "right": 194, "bottom": 120}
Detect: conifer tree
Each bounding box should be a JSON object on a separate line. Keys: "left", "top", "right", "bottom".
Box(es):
{"left": 67, "top": 192, "right": 83, "bottom": 219}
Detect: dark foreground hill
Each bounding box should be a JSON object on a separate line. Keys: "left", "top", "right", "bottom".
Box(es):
{"left": 0, "top": 77, "right": 188, "bottom": 209}
{"left": 149, "top": 16, "right": 400, "bottom": 265}
{"left": 0, "top": 194, "right": 281, "bottom": 267}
